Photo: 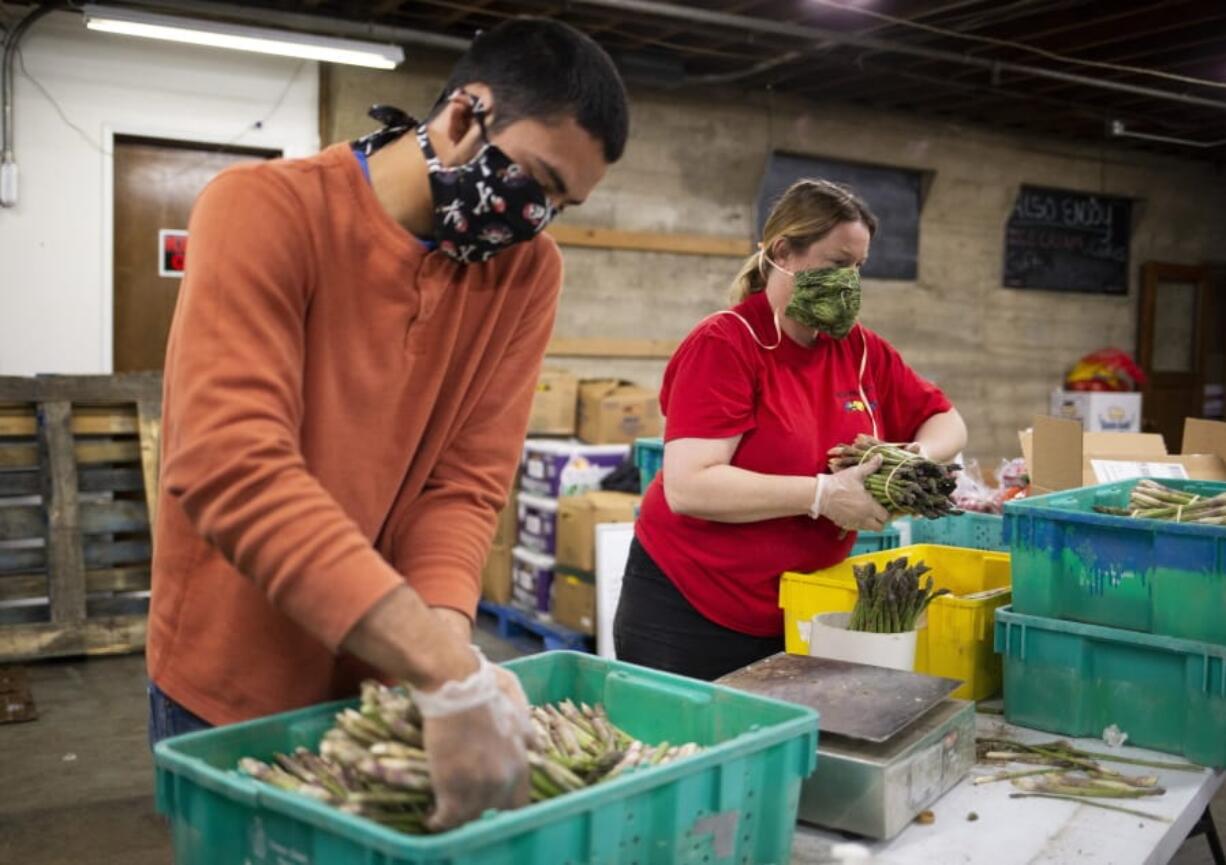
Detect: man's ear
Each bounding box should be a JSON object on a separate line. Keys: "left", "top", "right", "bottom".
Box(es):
{"left": 442, "top": 89, "right": 476, "bottom": 146}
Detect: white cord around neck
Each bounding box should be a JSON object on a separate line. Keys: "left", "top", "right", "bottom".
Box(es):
{"left": 709, "top": 306, "right": 783, "bottom": 350}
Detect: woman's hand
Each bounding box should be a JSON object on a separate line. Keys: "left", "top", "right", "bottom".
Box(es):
{"left": 810, "top": 455, "right": 889, "bottom": 532}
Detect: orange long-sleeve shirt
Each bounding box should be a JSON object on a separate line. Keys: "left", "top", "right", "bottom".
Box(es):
{"left": 147, "top": 143, "right": 561, "bottom": 725}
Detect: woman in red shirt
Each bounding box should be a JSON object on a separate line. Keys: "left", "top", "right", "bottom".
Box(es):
{"left": 616, "top": 180, "right": 967, "bottom": 680}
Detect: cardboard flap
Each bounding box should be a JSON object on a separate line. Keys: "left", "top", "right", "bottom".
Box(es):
{"left": 1082, "top": 431, "right": 1168, "bottom": 457}
{"left": 1030, "top": 416, "right": 1084, "bottom": 493}
{"left": 579, "top": 379, "right": 626, "bottom": 400}
{"left": 585, "top": 491, "right": 640, "bottom": 510}
{"left": 1183, "top": 418, "right": 1226, "bottom": 462}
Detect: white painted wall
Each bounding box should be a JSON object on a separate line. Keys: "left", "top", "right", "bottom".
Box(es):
{"left": 0, "top": 10, "right": 320, "bottom": 376}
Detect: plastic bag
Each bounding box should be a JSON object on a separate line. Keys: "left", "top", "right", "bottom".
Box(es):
{"left": 951, "top": 460, "right": 998, "bottom": 513}
{"left": 951, "top": 458, "right": 1029, "bottom": 515}
{"left": 1064, "top": 348, "right": 1147, "bottom": 392}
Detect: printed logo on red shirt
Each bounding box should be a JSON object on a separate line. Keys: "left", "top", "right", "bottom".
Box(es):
{"left": 837, "top": 389, "right": 878, "bottom": 414}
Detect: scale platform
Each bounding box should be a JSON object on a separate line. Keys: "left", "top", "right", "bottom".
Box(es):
{"left": 717, "top": 653, "right": 976, "bottom": 839}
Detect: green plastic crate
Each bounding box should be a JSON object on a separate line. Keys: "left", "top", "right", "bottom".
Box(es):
{"left": 850, "top": 525, "right": 901, "bottom": 556}
{"left": 154, "top": 652, "right": 819, "bottom": 865}
{"left": 995, "top": 606, "right": 1226, "bottom": 768}
{"left": 909, "top": 512, "right": 1006, "bottom": 552}
{"left": 633, "top": 437, "right": 663, "bottom": 493}
{"left": 1004, "top": 478, "right": 1226, "bottom": 644}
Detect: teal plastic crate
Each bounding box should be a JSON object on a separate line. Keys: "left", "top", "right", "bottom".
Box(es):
{"left": 909, "top": 512, "right": 1006, "bottom": 551}
{"left": 995, "top": 606, "right": 1226, "bottom": 768}
{"left": 154, "top": 652, "right": 818, "bottom": 865}
{"left": 850, "top": 525, "right": 901, "bottom": 556}
{"left": 1004, "top": 478, "right": 1226, "bottom": 644}
{"left": 633, "top": 437, "right": 663, "bottom": 492}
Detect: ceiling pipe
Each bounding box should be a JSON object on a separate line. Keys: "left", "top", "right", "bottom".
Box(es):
{"left": 1110, "top": 120, "right": 1226, "bottom": 149}
{"left": 564, "top": 0, "right": 1226, "bottom": 113}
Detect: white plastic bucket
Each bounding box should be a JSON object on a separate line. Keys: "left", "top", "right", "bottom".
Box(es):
{"left": 807, "top": 611, "right": 918, "bottom": 671}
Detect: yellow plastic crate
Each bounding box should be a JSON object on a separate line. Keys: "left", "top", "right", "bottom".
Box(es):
{"left": 780, "top": 544, "right": 1012, "bottom": 701}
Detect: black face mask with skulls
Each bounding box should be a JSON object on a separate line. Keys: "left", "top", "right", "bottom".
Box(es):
{"left": 414, "top": 93, "right": 558, "bottom": 264}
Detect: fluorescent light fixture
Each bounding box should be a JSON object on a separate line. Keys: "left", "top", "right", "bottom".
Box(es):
{"left": 82, "top": 4, "right": 404, "bottom": 69}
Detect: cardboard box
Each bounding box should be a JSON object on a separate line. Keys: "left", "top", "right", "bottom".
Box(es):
{"left": 1020, "top": 416, "right": 1226, "bottom": 494}
{"left": 577, "top": 379, "right": 661, "bottom": 445}
{"left": 480, "top": 543, "right": 513, "bottom": 606}
{"left": 517, "top": 492, "right": 559, "bottom": 555}
{"left": 528, "top": 367, "right": 578, "bottom": 436}
{"left": 521, "top": 439, "right": 631, "bottom": 498}
{"left": 555, "top": 491, "right": 641, "bottom": 573}
{"left": 1050, "top": 390, "right": 1142, "bottom": 433}
{"left": 551, "top": 572, "right": 596, "bottom": 636}
{"left": 492, "top": 494, "right": 517, "bottom": 548}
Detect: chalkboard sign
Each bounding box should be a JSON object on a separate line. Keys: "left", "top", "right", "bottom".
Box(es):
{"left": 1003, "top": 185, "right": 1132, "bottom": 294}
{"left": 757, "top": 153, "right": 924, "bottom": 281}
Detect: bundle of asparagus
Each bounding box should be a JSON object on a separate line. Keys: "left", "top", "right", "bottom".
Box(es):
{"left": 828, "top": 435, "right": 961, "bottom": 518}
{"left": 848, "top": 557, "right": 949, "bottom": 634}
{"left": 1093, "top": 479, "right": 1226, "bottom": 526}
{"left": 237, "top": 680, "right": 702, "bottom": 834}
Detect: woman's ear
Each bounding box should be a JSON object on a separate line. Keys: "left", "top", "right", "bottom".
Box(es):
{"left": 768, "top": 238, "right": 792, "bottom": 268}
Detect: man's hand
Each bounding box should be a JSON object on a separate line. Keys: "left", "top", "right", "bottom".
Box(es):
{"left": 413, "top": 652, "right": 533, "bottom": 831}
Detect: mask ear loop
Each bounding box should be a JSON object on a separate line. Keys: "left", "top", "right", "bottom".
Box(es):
{"left": 709, "top": 248, "right": 783, "bottom": 350}
{"left": 710, "top": 308, "right": 782, "bottom": 351}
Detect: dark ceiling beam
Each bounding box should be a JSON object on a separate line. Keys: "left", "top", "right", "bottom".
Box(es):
{"left": 871, "top": 1, "right": 1222, "bottom": 100}
{"left": 559, "top": 0, "right": 1226, "bottom": 110}
{"left": 371, "top": 0, "right": 407, "bottom": 14}
{"left": 822, "top": 16, "right": 1226, "bottom": 123}
{"left": 691, "top": 0, "right": 1010, "bottom": 78}
{"left": 584, "top": 0, "right": 765, "bottom": 43}
{"left": 980, "top": 26, "right": 1226, "bottom": 106}
{"left": 819, "top": 0, "right": 1160, "bottom": 97}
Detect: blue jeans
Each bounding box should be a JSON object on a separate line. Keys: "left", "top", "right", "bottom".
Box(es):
{"left": 147, "top": 681, "right": 212, "bottom": 748}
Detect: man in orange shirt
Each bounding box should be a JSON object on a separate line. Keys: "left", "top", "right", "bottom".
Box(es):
{"left": 146, "top": 18, "right": 628, "bottom": 830}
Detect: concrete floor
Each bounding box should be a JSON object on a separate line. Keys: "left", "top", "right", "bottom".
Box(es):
{"left": 2, "top": 624, "right": 1223, "bottom": 865}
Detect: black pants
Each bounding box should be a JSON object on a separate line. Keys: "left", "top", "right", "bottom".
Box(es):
{"left": 614, "top": 538, "right": 784, "bottom": 681}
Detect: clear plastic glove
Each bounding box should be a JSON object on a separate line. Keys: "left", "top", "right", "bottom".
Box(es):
{"left": 810, "top": 454, "right": 890, "bottom": 532}
{"left": 410, "top": 648, "right": 533, "bottom": 831}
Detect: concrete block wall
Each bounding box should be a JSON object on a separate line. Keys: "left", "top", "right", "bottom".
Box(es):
{"left": 323, "top": 55, "right": 1226, "bottom": 461}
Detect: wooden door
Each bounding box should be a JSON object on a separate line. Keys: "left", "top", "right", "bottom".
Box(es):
{"left": 112, "top": 138, "right": 278, "bottom": 372}
{"left": 1137, "top": 262, "right": 1211, "bottom": 450}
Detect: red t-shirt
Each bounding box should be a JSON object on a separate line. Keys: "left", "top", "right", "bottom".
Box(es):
{"left": 635, "top": 290, "right": 953, "bottom": 637}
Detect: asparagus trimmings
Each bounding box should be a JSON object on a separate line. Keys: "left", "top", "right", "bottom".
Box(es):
{"left": 237, "top": 682, "right": 703, "bottom": 834}
{"left": 828, "top": 435, "right": 961, "bottom": 519}
{"left": 1093, "top": 479, "right": 1226, "bottom": 526}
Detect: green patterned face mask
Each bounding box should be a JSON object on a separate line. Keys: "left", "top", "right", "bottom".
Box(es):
{"left": 778, "top": 264, "right": 862, "bottom": 339}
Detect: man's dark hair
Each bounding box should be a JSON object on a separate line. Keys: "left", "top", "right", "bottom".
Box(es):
{"left": 434, "top": 18, "right": 629, "bottom": 163}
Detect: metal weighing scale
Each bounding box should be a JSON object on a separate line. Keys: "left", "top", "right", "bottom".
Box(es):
{"left": 717, "top": 653, "right": 975, "bottom": 840}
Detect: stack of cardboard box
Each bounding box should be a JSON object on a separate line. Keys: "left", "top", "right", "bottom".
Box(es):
{"left": 481, "top": 366, "right": 660, "bottom": 628}
{"left": 480, "top": 497, "right": 518, "bottom": 606}
{"left": 550, "top": 491, "right": 641, "bottom": 635}
{"left": 509, "top": 441, "right": 634, "bottom": 618}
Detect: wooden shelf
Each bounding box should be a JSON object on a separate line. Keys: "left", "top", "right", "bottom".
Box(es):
{"left": 547, "top": 224, "right": 752, "bottom": 258}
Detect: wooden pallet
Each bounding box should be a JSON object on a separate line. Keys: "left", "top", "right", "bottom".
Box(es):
{"left": 0, "top": 374, "right": 162, "bottom": 662}
{"left": 477, "top": 599, "right": 592, "bottom": 653}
